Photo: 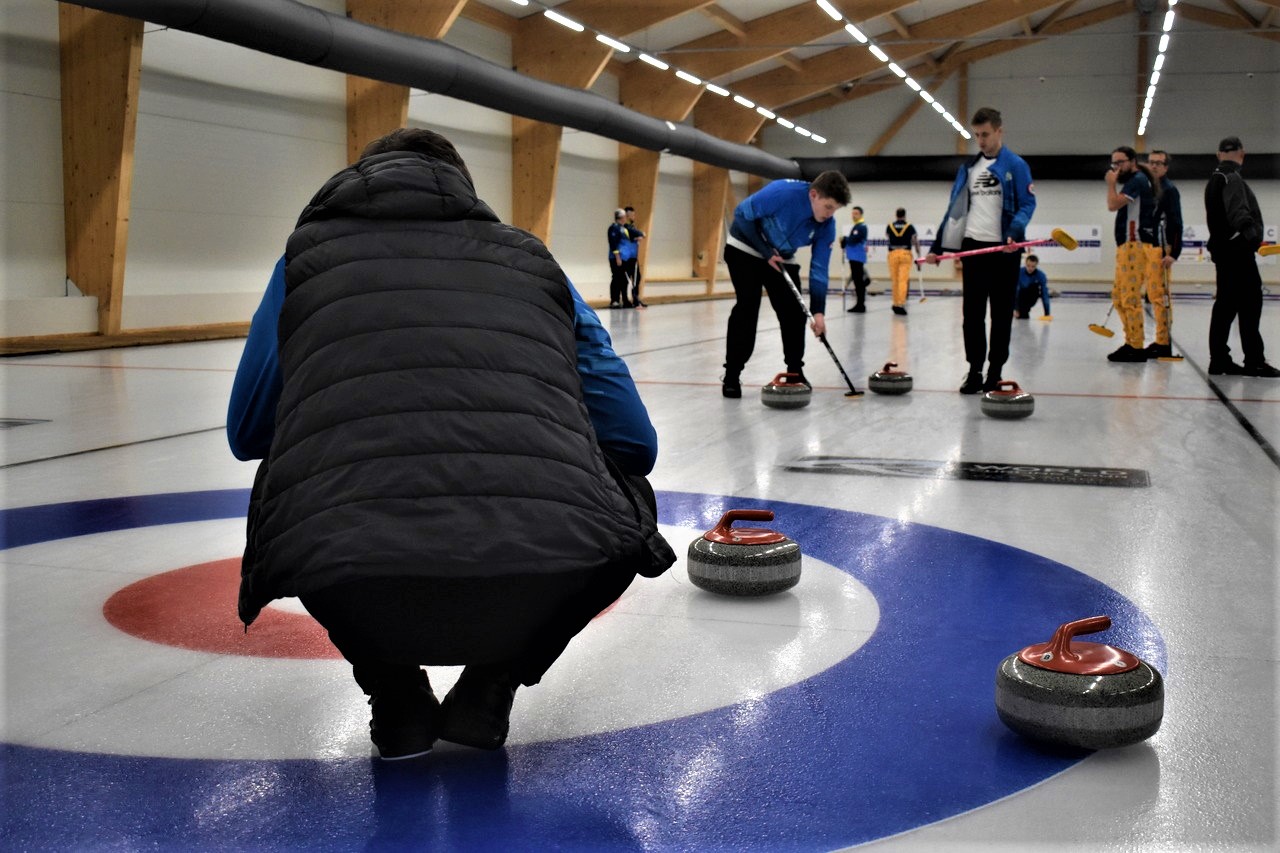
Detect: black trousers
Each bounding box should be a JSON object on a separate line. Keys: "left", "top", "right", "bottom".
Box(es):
{"left": 1209, "top": 250, "right": 1267, "bottom": 366}
{"left": 609, "top": 261, "right": 632, "bottom": 306}
{"left": 301, "top": 476, "right": 656, "bottom": 694}
{"left": 724, "top": 245, "right": 807, "bottom": 374}
{"left": 848, "top": 261, "right": 868, "bottom": 306}
{"left": 624, "top": 259, "right": 641, "bottom": 303}
{"left": 960, "top": 239, "right": 1021, "bottom": 373}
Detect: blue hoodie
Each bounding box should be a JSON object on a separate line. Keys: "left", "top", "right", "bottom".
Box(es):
{"left": 930, "top": 146, "right": 1036, "bottom": 253}
{"left": 729, "top": 179, "right": 838, "bottom": 315}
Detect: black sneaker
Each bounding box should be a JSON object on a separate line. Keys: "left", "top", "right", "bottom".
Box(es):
{"left": 892, "top": 305, "right": 908, "bottom": 316}
{"left": 722, "top": 372, "right": 742, "bottom": 398}
{"left": 368, "top": 670, "right": 441, "bottom": 760}
{"left": 1244, "top": 362, "right": 1280, "bottom": 378}
{"left": 788, "top": 370, "right": 811, "bottom": 388}
{"left": 847, "top": 304, "right": 866, "bottom": 313}
{"left": 1208, "top": 360, "right": 1245, "bottom": 375}
{"left": 959, "top": 372, "right": 983, "bottom": 394}
{"left": 981, "top": 374, "right": 1003, "bottom": 392}
{"left": 609, "top": 302, "right": 621, "bottom": 309}
{"left": 1107, "top": 344, "right": 1149, "bottom": 362}
{"left": 438, "top": 665, "right": 519, "bottom": 750}
{"left": 1144, "top": 343, "right": 1173, "bottom": 359}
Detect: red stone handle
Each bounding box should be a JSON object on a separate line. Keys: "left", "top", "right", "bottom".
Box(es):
{"left": 1045, "top": 616, "right": 1111, "bottom": 662}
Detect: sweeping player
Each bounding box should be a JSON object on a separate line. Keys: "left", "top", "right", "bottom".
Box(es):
{"left": 720, "top": 171, "right": 851, "bottom": 398}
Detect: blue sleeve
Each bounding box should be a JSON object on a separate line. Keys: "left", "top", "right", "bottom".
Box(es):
{"left": 1120, "top": 173, "right": 1146, "bottom": 201}
{"left": 732, "top": 182, "right": 790, "bottom": 258}
{"left": 569, "top": 279, "right": 658, "bottom": 475}
{"left": 227, "top": 256, "right": 286, "bottom": 461}
{"left": 1009, "top": 156, "right": 1037, "bottom": 242}
{"left": 808, "top": 217, "right": 835, "bottom": 315}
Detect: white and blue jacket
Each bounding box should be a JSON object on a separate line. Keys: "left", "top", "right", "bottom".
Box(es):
{"left": 930, "top": 147, "right": 1036, "bottom": 254}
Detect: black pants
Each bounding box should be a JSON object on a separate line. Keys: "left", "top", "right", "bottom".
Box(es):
{"left": 960, "top": 239, "right": 1021, "bottom": 374}
{"left": 301, "top": 476, "right": 656, "bottom": 694}
{"left": 724, "top": 245, "right": 807, "bottom": 374}
{"left": 1209, "top": 250, "right": 1267, "bottom": 366}
{"left": 848, "top": 261, "right": 868, "bottom": 307}
{"left": 609, "top": 261, "right": 632, "bottom": 306}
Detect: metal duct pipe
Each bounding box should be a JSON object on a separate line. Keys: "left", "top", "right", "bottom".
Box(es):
{"left": 67, "top": 0, "right": 802, "bottom": 180}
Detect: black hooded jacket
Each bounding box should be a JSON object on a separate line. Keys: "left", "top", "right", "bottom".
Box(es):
{"left": 239, "top": 152, "right": 646, "bottom": 625}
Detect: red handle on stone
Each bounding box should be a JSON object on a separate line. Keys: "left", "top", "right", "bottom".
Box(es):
{"left": 1045, "top": 616, "right": 1111, "bottom": 662}
{"left": 703, "top": 509, "right": 786, "bottom": 545}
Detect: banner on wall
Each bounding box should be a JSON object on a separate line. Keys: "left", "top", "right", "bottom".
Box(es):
{"left": 1179, "top": 223, "right": 1278, "bottom": 266}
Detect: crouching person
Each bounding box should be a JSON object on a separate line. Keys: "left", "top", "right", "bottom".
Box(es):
{"left": 227, "top": 128, "right": 674, "bottom": 759}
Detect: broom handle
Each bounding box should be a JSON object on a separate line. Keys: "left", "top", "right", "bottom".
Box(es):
{"left": 915, "top": 237, "right": 1054, "bottom": 266}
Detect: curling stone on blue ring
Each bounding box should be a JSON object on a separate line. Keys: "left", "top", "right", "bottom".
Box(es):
{"left": 686, "top": 509, "right": 801, "bottom": 596}
{"left": 868, "top": 361, "right": 913, "bottom": 395}
{"left": 760, "top": 372, "right": 812, "bottom": 409}
{"left": 995, "top": 616, "right": 1164, "bottom": 750}
{"left": 980, "top": 379, "right": 1035, "bottom": 419}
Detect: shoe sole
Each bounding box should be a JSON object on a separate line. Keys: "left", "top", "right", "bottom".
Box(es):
{"left": 376, "top": 746, "right": 434, "bottom": 761}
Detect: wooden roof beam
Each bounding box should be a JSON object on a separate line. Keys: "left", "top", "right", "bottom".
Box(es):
{"left": 700, "top": 3, "right": 747, "bottom": 38}
{"left": 1176, "top": 2, "right": 1280, "bottom": 43}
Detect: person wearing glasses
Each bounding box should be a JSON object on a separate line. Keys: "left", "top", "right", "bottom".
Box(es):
{"left": 1144, "top": 151, "right": 1182, "bottom": 359}
{"left": 1104, "top": 146, "right": 1161, "bottom": 362}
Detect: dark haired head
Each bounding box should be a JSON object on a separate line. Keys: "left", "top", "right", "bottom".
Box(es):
{"left": 971, "top": 107, "right": 1002, "bottom": 128}
{"left": 360, "top": 127, "right": 474, "bottom": 188}
{"left": 1218, "top": 136, "right": 1242, "bottom": 153}
{"left": 1026, "top": 254, "right": 1038, "bottom": 263}
{"left": 809, "top": 171, "right": 851, "bottom": 206}
{"left": 895, "top": 207, "right": 906, "bottom": 219}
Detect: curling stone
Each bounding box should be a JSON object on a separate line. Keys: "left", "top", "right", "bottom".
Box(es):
{"left": 868, "top": 362, "right": 913, "bottom": 395}
{"left": 760, "top": 372, "right": 811, "bottom": 409}
{"left": 686, "top": 509, "right": 801, "bottom": 596}
{"left": 995, "top": 616, "right": 1164, "bottom": 750}
{"left": 980, "top": 380, "right": 1035, "bottom": 419}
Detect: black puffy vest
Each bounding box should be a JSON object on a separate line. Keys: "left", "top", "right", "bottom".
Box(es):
{"left": 239, "top": 153, "right": 644, "bottom": 624}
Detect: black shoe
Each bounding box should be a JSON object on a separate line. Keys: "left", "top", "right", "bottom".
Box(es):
{"left": 1244, "top": 362, "right": 1280, "bottom": 378}
{"left": 847, "top": 304, "right": 866, "bottom": 313}
{"left": 788, "top": 370, "right": 811, "bottom": 388}
{"left": 1144, "top": 343, "right": 1173, "bottom": 359}
{"left": 368, "top": 670, "right": 441, "bottom": 760}
{"left": 722, "top": 371, "right": 742, "bottom": 398}
{"left": 1208, "top": 360, "right": 1245, "bottom": 375}
{"left": 438, "top": 665, "right": 519, "bottom": 750}
{"left": 609, "top": 302, "right": 621, "bottom": 309}
{"left": 959, "top": 372, "right": 983, "bottom": 394}
{"left": 982, "top": 374, "right": 1003, "bottom": 392}
{"left": 1107, "top": 344, "right": 1149, "bottom": 362}
{"left": 892, "top": 305, "right": 908, "bottom": 316}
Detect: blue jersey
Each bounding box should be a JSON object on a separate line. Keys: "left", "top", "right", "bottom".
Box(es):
{"left": 844, "top": 221, "right": 868, "bottom": 263}
{"left": 729, "top": 179, "right": 837, "bottom": 314}
{"left": 228, "top": 256, "right": 658, "bottom": 475}
{"left": 1114, "top": 171, "right": 1158, "bottom": 246}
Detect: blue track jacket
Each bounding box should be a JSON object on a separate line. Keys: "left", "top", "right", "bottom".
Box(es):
{"left": 729, "top": 180, "right": 837, "bottom": 316}
{"left": 844, "top": 220, "right": 868, "bottom": 264}
{"left": 931, "top": 147, "right": 1036, "bottom": 253}
{"left": 227, "top": 256, "right": 658, "bottom": 475}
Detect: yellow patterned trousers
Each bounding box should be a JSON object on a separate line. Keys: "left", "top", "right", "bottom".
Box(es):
{"left": 888, "top": 249, "right": 913, "bottom": 307}
{"left": 1113, "top": 242, "right": 1164, "bottom": 348}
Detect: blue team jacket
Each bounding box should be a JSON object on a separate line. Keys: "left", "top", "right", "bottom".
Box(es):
{"left": 931, "top": 146, "right": 1036, "bottom": 253}
{"left": 729, "top": 179, "right": 837, "bottom": 315}
{"left": 844, "top": 220, "right": 868, "bottom": 263}
{"left": 227, "top": 255, "right": 658, "bottom": 475}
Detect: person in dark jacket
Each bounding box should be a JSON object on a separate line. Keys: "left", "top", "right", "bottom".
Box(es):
{"left": 842, "top": 206, "right": 870, "bottom": 313}
{"left": 607, "top": 208, "right": 633, "bottom": 308}
{"left": 1204, "top": 136, "right": 1279, "bottom": 377}
{"left": 1144, "top": 150, "right": 1182, "bottom": 358}
{"left": 623, "top": 206, "right": 646, "bottom": 306}
{"left": 228, "top": 128, "right": 675, "bottom": 760}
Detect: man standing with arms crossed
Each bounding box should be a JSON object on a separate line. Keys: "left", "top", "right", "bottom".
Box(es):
{"left": 1204, "top": 136, "right": 1279, "bottom": 378}
{"left": 926, "top": 107, "right": 1037, "bottom": 393}
{"left": 1104, "top": 146, "right": 1160, "bottom": 362}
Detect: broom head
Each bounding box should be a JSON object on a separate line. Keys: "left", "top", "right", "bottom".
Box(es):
{"left": 1050, "top": 227, "right": 1079, "bottom": 251}
{"left": 1088, "top": 323, "right": 1115, "bottom": 338}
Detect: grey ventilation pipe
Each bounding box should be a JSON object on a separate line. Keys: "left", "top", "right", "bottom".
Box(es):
{"left": 68, "top": 0, "right": 803, "bottom": 180}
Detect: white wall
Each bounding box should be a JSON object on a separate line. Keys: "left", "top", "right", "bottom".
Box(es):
{"left": 2, "top": 3, "right": 1276, "bottom": 336}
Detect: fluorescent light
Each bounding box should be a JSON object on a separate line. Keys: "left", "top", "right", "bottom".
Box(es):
{"left": 756, "top": 106, "right": 776, "bottom": 119}
{"left": 675, "top": 69, "right": 702, "bottom": 85}
{"left": 638, "top": 53, "right": 669, "bottom": 70}
{"left": 1142, "top": 107, "right": 1150, "bottom": 119}
{"left": 705, "top": 83, "right": 730, "bottom": 97}
{"left": 905, "top": 77, "right": 921, "bottom": 91}
{"left": 1162, "top": 10, "right": 1174, "bottom": 31}
{"left": 509, "top": 0, "right": 528, "bottom": 5}
{"left": 1154, "top": 53, "right": 1165, "bottom": 71}
{"left": 1168, "top": 0, "right": 1177, "bottom": 5}
{"left": 888, "top": 62, "right": 906, "bottom": 78}
{"left": 1150, "top": 70, "right": 1160, "bottom": 85}
{"left": 811, "top": 134, "right": 827, "bottom": 144}
{"left": 795, "top": 127, "right": 812, "bottom": 137}
{"left": 816, "top": 0, "right": 842, "bottom": 21}
{"left": 844, "top": 23, "right": 867, "bottom": 43}
{"left": 1159, "top": 34, "right": 1169, "bottom": 52}
{"left": 596, "top": 34, "right": 630, "bottom": 52}
{"left": 919, "top": 90, "right": 934, "bottom": 103}
{"left": 932, "top": 101, "right": 945, "bottom": 114}
{"left": 733, "top": 94, "right": 755, "bottom": 109}
{"left": 1147, "top": 84, "right": 1157, "bottom": 97}
{"left": 543, "top": 9, "right": 584, "bottom": 31}
{"left": 942, "top": 111, "right": 954, "bottom": 123}
{"left": 1144, "top": 96, "right": 1154, "bottom": 109}
{"left": 776, "top": 117, "right": 795, "bottom": 129}
{"left": 868, "top": 44, "right": 889, "bottom": 62}
{"left": 960, "top": 129, "right": 972, "bottom": 140}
